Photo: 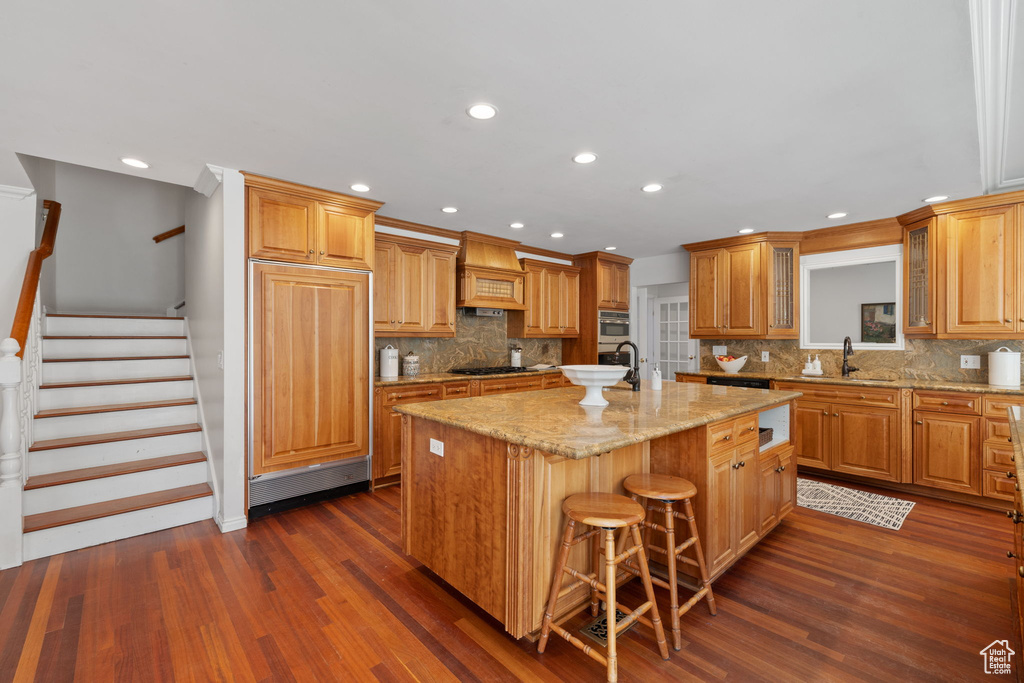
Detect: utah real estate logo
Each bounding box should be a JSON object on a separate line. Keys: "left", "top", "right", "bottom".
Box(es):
{"left": 980, "top": 640, "right": 1014, "bottom": 675}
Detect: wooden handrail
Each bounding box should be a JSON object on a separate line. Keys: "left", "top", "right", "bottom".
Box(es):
{"left": 152, "top": 225, "right": 185, "bottom": 244}
{"left": 10, "top": 200, "right": 61, "bottom": 358}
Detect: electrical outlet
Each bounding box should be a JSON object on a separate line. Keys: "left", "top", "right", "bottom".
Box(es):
{"left": 960, "top": 355, "right": 981, "bottom": 369}
{"left": 429, "top": 438, "right": 444, "bottom": 457}
{"left": 712, "top": 345, "right": 727, "bottom": 356}
{"left": 217, "top": 350, "right": 224, "bottom": 370}
{"left": 761, "top": 351, "right": 770, "bottom": 363}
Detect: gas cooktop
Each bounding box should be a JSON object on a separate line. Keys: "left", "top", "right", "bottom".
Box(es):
{"left": 448, "top": 366, "right": 538, "bottom": 376}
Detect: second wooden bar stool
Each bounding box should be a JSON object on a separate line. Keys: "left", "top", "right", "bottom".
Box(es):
{"left": 537, "top": 492, "right": 669, "bottom": 682}
{"left": 622, "top": 473, "right": 717, "bottom": 651}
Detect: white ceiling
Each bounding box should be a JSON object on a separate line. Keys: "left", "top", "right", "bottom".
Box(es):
{"left": 0, "top": 1, "right": 999, "bottom": 257}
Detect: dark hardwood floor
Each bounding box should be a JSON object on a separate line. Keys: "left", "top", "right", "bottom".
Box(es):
{"left": 0, "top": 478, "right": 1015, "bottom": 681}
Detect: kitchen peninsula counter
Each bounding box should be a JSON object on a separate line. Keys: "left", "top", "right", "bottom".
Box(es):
{"left": 677, "top": 370, "right": 1024, "bottom": 396}
{"left": 396, "top": 382, "right": 800, "bottom": 640}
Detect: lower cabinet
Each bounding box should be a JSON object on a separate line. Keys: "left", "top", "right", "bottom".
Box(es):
{"left": 913, "top": 411, "right": 981, "bottom": 494}
{"left": 789, "top": 399, "right": 900, "bottom": 482}
{"left": 759, "top": 447, "right": 795, "bottom": 534}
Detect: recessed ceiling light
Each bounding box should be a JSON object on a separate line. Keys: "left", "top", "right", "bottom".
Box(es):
{"left": 467, "top": 103, "right": 497, "bottom": 120}
{"left": 923, "top": 195, "right": 949, "bottom": 203}
{"left": 510, "top": 222, "right": 524, "bottom": 229}
{"left": 827, "top": 212, "right": 848, "bottom": 219}
{"left": 642, "top": 183, "right": 663, "bottom": 193}
{"left": 737, "top": 228, "right": 755, "bottom": 234}
{"left": 605, "top": 246, "right": 617, "bottom": 251}
{"left": 550, "top": 232, "right": 564, "bottom": 238}
{"left": 573, "top": 152, "right": 597, "bottom": 164}
{"left": 350, "top": 183, "right": 370, "bottom": 193}
{"left": 121, "top": 157, "right": 149, "bottom": 169}
{"left": 441, "top": 207, "right": 458, "bottom": 213}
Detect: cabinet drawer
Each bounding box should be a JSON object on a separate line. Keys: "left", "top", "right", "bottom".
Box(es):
{"left": 984, "top": 395, "right": 1024, "bottom": 419}
{"left": 984, "top": 442, "right": 1016, "bottom": 469}
{"left": 479, "top": 377, "right": 545, "bottom": 395}
{"left": 542, "top": 374, "right": 565, "bottom": 389}
{"left": 383, "top": 383, "right": 443, "bottom": 405}
{"left": 708, "top": 420, "right": 736, "bottom": 452}
{"left": 986, "top": 419, "right": 1012, "bottom": 444}
{"left": 983, "top": 469, "right": 1017, "bottom": 501}
{"left": 442, "top": 381, "right": 472, "bottom": 399}
{"left": 775, "top": 382, "right": 897, "bottom": 408}
{"left": 735, "top": 414, "right": 759, "bottom": 444}
{"left": 913, "top": 391, "right": 981, "bottom": 415}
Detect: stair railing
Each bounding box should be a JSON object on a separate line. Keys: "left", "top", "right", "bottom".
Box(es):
{"left": 1, "top": 200, "right": 60, "bottom": 569}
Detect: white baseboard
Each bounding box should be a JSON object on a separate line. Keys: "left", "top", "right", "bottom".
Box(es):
{"left": 216, "top": 513, "right": 247, "bottom": 533}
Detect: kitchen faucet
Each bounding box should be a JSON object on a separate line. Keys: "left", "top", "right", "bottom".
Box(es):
{"left": 842, "top": 336, "right": 859, "bottom": 377}
{"left": 615, "top": 341, "right": 641, "bottom": 392}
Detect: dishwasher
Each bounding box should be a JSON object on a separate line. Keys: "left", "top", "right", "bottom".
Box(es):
{"left": 705, "top": 375, "right": 771, "bottom": 389}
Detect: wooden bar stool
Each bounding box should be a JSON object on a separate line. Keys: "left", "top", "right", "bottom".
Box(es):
{"left": 537, "top": 492, "right": 669, "bottom": 682}
{"left": 622, "top": 473, "right": 717, "bottom": 651}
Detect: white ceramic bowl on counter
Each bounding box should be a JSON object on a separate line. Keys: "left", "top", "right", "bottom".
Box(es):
{"left": 558, "top": 365, "right": 629, "bottom": 406}
{"left": 715, "top": 355, "right": 748, "bottom": 374}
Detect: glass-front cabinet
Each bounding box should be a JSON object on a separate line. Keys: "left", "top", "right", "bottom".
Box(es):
{"left": 903, "top": 218, "right": 936, "bottom": 335}
{"left": 767, "top": 243, "right": 797, "bottom": 338}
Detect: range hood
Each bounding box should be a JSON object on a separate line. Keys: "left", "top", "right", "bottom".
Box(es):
{"left": 456, "top": 231, "right": 527, "bottom": 310}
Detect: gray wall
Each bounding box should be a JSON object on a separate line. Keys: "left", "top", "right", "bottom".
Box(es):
{"left": 807, "top": 261, "right": 896, "bottom": 343}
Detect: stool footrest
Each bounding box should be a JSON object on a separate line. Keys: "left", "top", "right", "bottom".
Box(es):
{"left": 675, "top": 587, "right": 710, "bottom": 617}
{"left": 614, "top": 601, "right": 653, "bottom": 635}
{"left": 563, "top": 566, "right": 601, "bottom": 592}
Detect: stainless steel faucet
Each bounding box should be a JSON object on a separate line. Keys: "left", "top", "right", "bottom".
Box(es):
{"left": 615, "top": 341, "right": 641, "bottom": 392}
{"left": 842, "top": 336, "right": 859, "bottom": 377}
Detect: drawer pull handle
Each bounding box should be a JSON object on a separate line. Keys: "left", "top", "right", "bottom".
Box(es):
{"left": 723, "top": 435, "right": 731, "bottom": 441}
{"left": 775, "top": 465, "right": 787, "bottom": 473}
{"left": 942, "top": 401, "right": 949, "bottom": 406}
{"left": 1009, "top": 551, "right": 1018, "bottom": 558}
{"left": 916, "top": 420, "right": 923, "bottom": 425}
{"left": 1009, "top": 471, "right": 1017, "bottom": 479}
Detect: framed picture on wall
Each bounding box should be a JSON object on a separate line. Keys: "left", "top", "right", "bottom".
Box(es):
{"left": 861, "top": 302, "right": 896, "bottom": 343}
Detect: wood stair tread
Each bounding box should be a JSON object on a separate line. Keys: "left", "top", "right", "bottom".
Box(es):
{"left": 23, "top": 483, "right": 212, "bottom": 533}
{"left": 43, "top": 355, "right": 189, "bottom": 363}
{"left": 29, "top": 424, "right": 202, "bottom": 451}
{"left": 35, "top": 398, "right": 197, "bottom": 419}
{"left": 43, "top": 335, "right": 187, "bottom": 340}
{"left": 25, "top": 452, "right": 206, "bottom": 490}
{"left": 46, "top": 314, "right": 179, "bottom": 320}
{"left": 40, "top": 376, "right": 193, "bottom": 390}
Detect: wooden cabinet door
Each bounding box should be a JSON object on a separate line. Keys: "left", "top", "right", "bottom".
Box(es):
{"left": 613, "top": 264, "right": 630, "bottom": 309}
{"left": 542, "top": 268, "right": 563, "bottom": 334}
{"left": 759, "top": 454, "right": 780, "bottom": 534}
{"left": 561, "top": 270, "right": 580, "bottom": 336}
{"left": 793, "top": 400, "right": 831, "bottom": 469}
{"left": 317, "top": 202, "right": 374, "bottom": 270}
{"left": 723, "top": 243, "right": 763, "bottom": 335}
{"left": 394, "top": 245, "right": 429, "bottom": 333}
{"left": 913, "top": 412, "right": 981, "bottom": 494}
{"left": 705, "top": 449, "right": 737, "bottom": 574}
{"left": 596, "top": 260, "right": 618, "bottom": 309}
{"left": 252, "top": 264, "right": 370, "bottom": 475}
{"left": 424, "top": 249, "right": 456, "bottom": 336}
{"left": 765, "top": 243, "right": 798, "bottom": 338}
{"left": 946, "top": 205, "right": 1017, "bottom": 334}
{"left": 374, "top": 408, "right": 404, "bottom": 479}
{"left": 519, "top": 265, "right": 546, "bottom": 336}
{"left": 903, "top": 219, "right": 937, "bottom": 335}
{"left": 736, "top": 441, "right": 760, "bottom": 554}
{"left": 248, "top": 187, "right": 316, "bottom": 262}
{"left": 373, "top": 242, "right": 396, "bottom": 332}
{"left": 830, "top": 405, "right": 900, "bottom": 482}
{"left": 777, "top": 448, "right": 795, "bottom": 518}
{"left": 690, "top": 250, "right": 724, "bottom": 336}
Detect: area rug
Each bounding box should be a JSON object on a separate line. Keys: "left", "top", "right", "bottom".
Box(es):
{"left": 797, "top": 478, "right": 915, "bottom": 530}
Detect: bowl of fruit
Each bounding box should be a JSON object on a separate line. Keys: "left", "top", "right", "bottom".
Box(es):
{"left": 714, "top": 354, "right": 747, "bottom": 374}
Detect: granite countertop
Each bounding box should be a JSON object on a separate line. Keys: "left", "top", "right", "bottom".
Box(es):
{"left": 676, "top": 370, "right": 1024, "bottom": 396}
{"left": 394, "top": 381, "right": 802, "bottom": 459}
{"left": 1010, "top": 407, "right": 1024, "bottom": 493}
{"left": 375, "top": 367, "right": 562, "bottom": 386}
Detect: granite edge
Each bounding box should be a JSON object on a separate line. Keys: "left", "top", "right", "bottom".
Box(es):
{"left": 375, "top": 368, "right": 562, "bottom": 387}
{"left": 676, "top": 370, "right": 1024, "bottom": 396}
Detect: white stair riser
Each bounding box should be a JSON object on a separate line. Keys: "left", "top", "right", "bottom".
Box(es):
{"left": 43, "top": 358, "right": 190, "bottom": 383}
{"left": 37, "top": 380, "right": 195, "bottom": 410}
{"left": 45, "top": 317, "right": 184, "bottom": 337}
{"left": 23, "top": 496, "right": 214, "bottom": 561}
{"left": 43, "top": 337, "right": 187, "bottom": 359}
{"left": 29, "top": 431, "right": 203, "bottom": 475}
{"left": 33, "top": 405, "right": 198, "bottom": 441}
{"left": 24, "top": 462, "right": 208, "bottom": 515}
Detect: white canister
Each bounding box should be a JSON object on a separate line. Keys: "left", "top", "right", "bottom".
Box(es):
{"left": 403, "top": 352, "right": 420, "bottom": 377}
{"left": 379, "top": 345, "right": 399, "bottom": 379}
{"left": 989, "top": 346, "right": 1021, "bottom": 387}
{"left": 510, "top": 347, "right": 522, "bottom": 368}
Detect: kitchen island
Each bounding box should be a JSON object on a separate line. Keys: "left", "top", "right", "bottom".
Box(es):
{"left": 395, "top": 381, "right": 801, "bottom": 639}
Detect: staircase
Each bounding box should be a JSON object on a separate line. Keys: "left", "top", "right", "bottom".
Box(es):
{"left": 22, "top": 313, "right": 213, "bottom": 560}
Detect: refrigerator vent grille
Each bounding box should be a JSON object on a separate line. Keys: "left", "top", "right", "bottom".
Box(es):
{"left": 249, "top": 458, "right": 369, "bottom": 506}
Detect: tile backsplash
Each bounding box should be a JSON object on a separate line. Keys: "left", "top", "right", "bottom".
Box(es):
{"left": 700, "top": 338, "right": 1024, "bottom": 383}
{"left": 375, "top": 309, "right": 562, "bottom": 375}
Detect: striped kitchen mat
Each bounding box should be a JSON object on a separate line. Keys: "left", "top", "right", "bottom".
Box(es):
{"left": 797, "top": 478, "right": 915, "bottom": 530}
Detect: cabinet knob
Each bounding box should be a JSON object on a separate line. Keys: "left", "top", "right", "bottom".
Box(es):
{"left": 775, "top": 465, "right": 786, "bottom": 473}
{"left": 822, "top": 410, "right": 828, "bottom": 415}
{"left": 391, "top": 320, "right": 395, "bottom": 324}
{"left": 833, "top": 412, "right": 839, "bottom": 417}
{"left": 320, "top": 250, "right": 325, "bottom": 255}
{"left": 1019, "top": 567, "right": 1024, "bottom": 578}
{"left": 1006, "top": 319, "right": 1013, "bottom": 323}
{"left": 399, "top": 320, "right": 403, "bottom": 323}
{"left": 915, "top": 420, "right": 923, "bottom": 425}
{"left": 739, "top": 460, "right": 746, "bottom": 467}
{"left": 859, "top": 395, "right": 866, "bottom": 400}
{"left": 732, "top": 463, "right": 741, "bottom": 469}
{"left": 723, "top": 435, "right": 731, "bottom": 441}
{"left": 942, "top": 401, "right": 948, "bottom": 405}
{"left": 1008, "top": 471, "right": 1017, "bottom": 479}
{"left": 1020, "top": 319, "right": 1024, "bottom": 323}
{"left": 1009, "top": 551, "right": 1018, "bottom": 558}
{"left": 309, "top": 249, "right": 314, "bottom": 254}
{"left": 747, "top": 426, "right": 755, "bottom": 431}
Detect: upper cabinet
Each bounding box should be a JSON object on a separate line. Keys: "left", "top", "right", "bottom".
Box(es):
{"left": 374, "top": 234, "right": 458, "bottom": 338}
{"left": 684, "top": 236, "right": 799, "bottom": 339}
{"left": 899, "top": 193, "right": 1024, "bottom": 339}
{"left": 561, "top": 251, "right": 634, "bottom": 365}
{"left": 596, "top": 260, "right": 630, "bottom": 310}
{"left": 507, "top": 259, "right": 581, "bottom": 338}
{"left": 245, "top": 173, "right": 383, "bottom": 270}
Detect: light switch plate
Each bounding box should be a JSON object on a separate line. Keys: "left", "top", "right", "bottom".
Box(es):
{"left": 429, "top": 438, "right": 444, "bottom": 457}
{"left": 960, "top": 355, "right": 981, "bottom": 369}
{"left": 712, "top": 346, "right": 727, "bottom": 356}
{"left": 761, "top": 351, "right": 770, "bottom": 363}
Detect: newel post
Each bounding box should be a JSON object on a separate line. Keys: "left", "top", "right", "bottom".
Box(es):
{"left": 0, "top": 338, "right": 23, "bottom": 568}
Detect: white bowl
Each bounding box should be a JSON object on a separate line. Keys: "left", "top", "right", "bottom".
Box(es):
{"left": 715, "top": 355, "right": 748, "bottom": 374}
{"left": 559, "top": 365, "right": 629, "bottom": 406}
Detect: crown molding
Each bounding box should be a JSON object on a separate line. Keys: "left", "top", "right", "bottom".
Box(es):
{"left": 0, "top": 184, "right": 34, "bottom": 200}
{"left": 193, "top": 164, "right": 225, "bottom": 197}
